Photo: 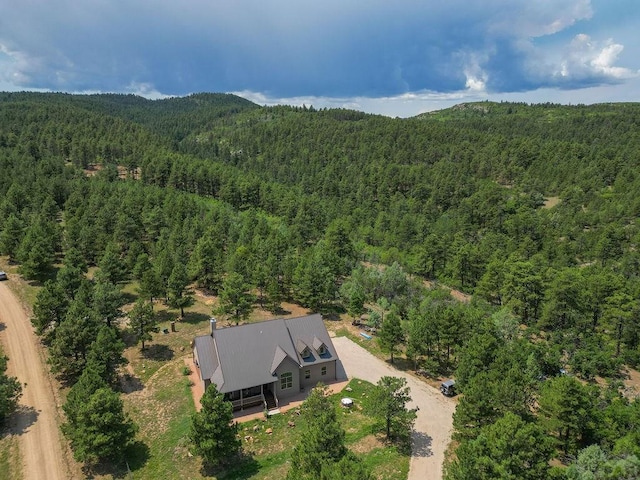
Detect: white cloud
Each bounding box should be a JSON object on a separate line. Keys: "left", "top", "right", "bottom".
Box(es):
{"left": 555, "top": 34, "right": 637, "bottom": 81}
{"left": 233, "top": 88, "right": 484, "bottom": 118}
{"left": 459, "top": 51, "right": 490, "bottom": 93}
{"left": 124, "top": 82, "right": 173, "bottom": 100}
{"left": 489, "top": 0, "right": 592, "bottom": 36}
{"left": 0, "top": 43, "right": 33, "bottom": 86}
{"left": 591, "top": 42, "right": 631, "bottom": 78}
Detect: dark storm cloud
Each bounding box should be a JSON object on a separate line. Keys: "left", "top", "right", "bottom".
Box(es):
{"left": 0, "top": 0, "right": 636, "bottom": 104}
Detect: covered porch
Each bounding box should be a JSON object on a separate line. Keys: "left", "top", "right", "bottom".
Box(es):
{"left": 224, "top": 382, "right": 278, "bottom": 411}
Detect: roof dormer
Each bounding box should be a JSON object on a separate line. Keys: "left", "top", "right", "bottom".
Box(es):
{"left": 313, "top": 336, "right": 327, "bottom": 355}
{"left": 296, "top": 339, "right": 312, "bottom": 360}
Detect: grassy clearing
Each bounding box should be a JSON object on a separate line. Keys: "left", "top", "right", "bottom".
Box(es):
{"left": 119, "top": 289, "right": 410, "bottom": 479}
{"left": 119, "top": 373, "right": 409, "bottom": 479}
{"left": 0, "top": 434, "right": 21, "bottom": 480}
{"left": 123, "top": 307, "right": 210, "bottom": 384}
{"left": 123, "top": 360, "right": 201, "bottom": 479}
{"left": 333, "top": 326, "right": 414, "bottom": 374}
{"left": 220, "top": 379, "right": 408, "bottom": 480}
{"left": 0, "top": 257, "right": 39, "bottom": 313}
{"left": 334, "top": 326, "right": 385, "bottom": 356}
{"left": 543, "top": 196, "right": 561, "bottom": 209}
{"left": 0, "top": 269, "right": 410, "bottom": 479}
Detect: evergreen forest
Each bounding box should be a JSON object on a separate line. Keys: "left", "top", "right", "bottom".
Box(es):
{"left": 2, "top": 92, "right": 640, "bottom": 478}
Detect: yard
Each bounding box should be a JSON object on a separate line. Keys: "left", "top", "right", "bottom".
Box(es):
{"left": 111, "top": 288, "right": 410, "bottom": 479}
{"left": 120, "top": 361, "right": 408, "bottom": 479}
{"left": 0, "top": 267, "right": 415, "bottom": 480}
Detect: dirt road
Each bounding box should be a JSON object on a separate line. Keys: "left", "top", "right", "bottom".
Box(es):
{"left": 332, "top": 336, "right": 456, "bottom": 480}
{"left": 0, "top": 282, "right": 71, "bottom": 480}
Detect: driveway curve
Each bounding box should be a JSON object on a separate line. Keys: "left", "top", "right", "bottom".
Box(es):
{"left": 332, "top": 336, "right": 455, "bottom": 480}
{"left": 0, "top": 282, "right": 71, "bottom": 480}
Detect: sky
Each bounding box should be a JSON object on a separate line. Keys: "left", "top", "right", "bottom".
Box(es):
{"left": 0, "top": 0, "right": 638, "bottom": 117}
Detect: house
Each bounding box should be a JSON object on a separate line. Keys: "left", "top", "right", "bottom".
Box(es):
{"left": 192, "top": 314, "right": 339, "bottom": 411}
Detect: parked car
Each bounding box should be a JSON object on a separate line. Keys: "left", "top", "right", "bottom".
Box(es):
{"left": 0, "top": 271, "right": 7, "bottom": 281}
{"left": 440, "top": 379, "right": 456, "bottom": 397}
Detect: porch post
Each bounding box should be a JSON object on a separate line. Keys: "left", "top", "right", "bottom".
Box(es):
{"left": 240, "top": 388, "right": 244, "bottom": 410}
{"left": 273, "top": 380, "right": 279, "bottom": 407}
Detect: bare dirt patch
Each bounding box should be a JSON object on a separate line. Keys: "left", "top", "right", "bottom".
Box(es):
{"left": 350, "top": 434, "right": 386, "bottom": 454}
{"left": 192, "top": 287, "right": 311, "bottom": 325}
{"left": 623, "top": 367, "right": 640, "bottom": 400}
{"left": 543, "top": 196, "right": 561, "bottom": 209}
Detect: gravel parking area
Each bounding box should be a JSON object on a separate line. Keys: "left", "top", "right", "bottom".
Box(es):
{"left": 332, "top": 336, "right": 455, "bottom": 480}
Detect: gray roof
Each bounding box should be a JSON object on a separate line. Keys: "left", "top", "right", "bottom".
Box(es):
{"left": 193, "top": 314, "right": 337, "bottom": 393}
{"left": 284, "top": 314, "right": 336, "bottom": 364}
{"left": 193, "top": 335, "right": 218, "bottom": 380}
{"left": 271, "top": 345, "right": 289, "bottom": 374}
{"left": 312, "top": 336, "right": 324, "bottom": 351}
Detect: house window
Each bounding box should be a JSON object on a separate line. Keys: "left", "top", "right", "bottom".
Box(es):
{"left": 305, "top": 369, "right": 311, "bottom": 379}
{"left": 321, "top": 366, "right": 327, "bottom": 376}
{"left": 280, "top": 372, "right": 293, "bottom": 390}
{"left": 302, "top": 348, "right": 311, "bottom": 359}
{"left": 318, "top": 345, "right": 326, "bottom": 355}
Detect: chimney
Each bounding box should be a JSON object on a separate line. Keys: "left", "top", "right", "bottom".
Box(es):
{"left": 210, "top": 317, "right": 217, "bottom": 335}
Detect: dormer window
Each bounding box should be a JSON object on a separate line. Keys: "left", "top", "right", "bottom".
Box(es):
{"left": 301, "top": 347, "right": 311, "bottom": 359}
{"left": 313, "top": 336, "right": 328, "bottom": 356}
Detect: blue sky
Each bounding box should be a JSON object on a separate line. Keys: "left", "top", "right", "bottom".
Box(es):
{"left": 0, "top": 0, "right": 638, "bottom": 117}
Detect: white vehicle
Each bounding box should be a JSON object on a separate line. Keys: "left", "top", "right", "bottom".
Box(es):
{"left": 0, "top": 271, "right": 7, "bottom": 281}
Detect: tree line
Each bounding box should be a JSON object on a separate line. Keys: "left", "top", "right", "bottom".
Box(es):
{"left": 2, "top": 92, "right": 640, "bottom": 474}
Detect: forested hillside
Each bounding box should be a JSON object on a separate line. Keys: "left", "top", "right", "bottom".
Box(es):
{"left": 2, "top": 92, "right": 640, "bottom": 478}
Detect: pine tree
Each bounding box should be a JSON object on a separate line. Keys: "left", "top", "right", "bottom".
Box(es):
{"left": 128, "top": 299, "right": 158, "bottom": 350}
{"left": 216, "top": 272, "right": 253, "bottom": 325}
{"left": 49, "top": 291, "right": 101, "bottom": 381}
{"left": 32, "top": 280, "right": 69, "bottom": 339}
{"left": 368, "top": 376, "right": 416, "bottom": 441}
{"left": 287, "top": 385, "right": 348, "bottom": 480}
{"left": 538, "top": 375, "right": 599, "bottom": 456}
{"left": 96, "top": 242, "right": 126, "bottom": 284}
{"left": 447, "top": 412, "right": 553, "bottom": 480}
{"left": 0, "top": 355, "right": 22, "bottom": 425}
{"left": 63, "top": 362, "right": 108, "bottom": 428}
{"left": 86, "top": 326, "right": 127, "bottom": 385}
{"left": 378, "top": 310, "right": 404, "bottom": 364}
{"left": 17, "top": 218, "right": 57, "bottom": 280}
{"left": 319, "top": 451, "right": 372, "bottom": 480}
{"left": 63, "top": 387, "right": 137, "bottom": 464}
{"left": 189, "top": 384, "right": 240, "bottom": 467}
{"left": 137, "top": 263, "right": 164, "bottom": 303}
{"left": 0, "top": 213, "right": 23, "bottom": 260}
{"left": 167, "top": 263, "right": 194, "bottom": 318}
{"left": 92, "top": 280, "right": 124, "bottom": 327}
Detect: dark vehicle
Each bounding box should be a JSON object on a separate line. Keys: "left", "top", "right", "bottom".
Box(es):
{"left": 0, "top": 271, "right": 7, "bottom": 281}
{"left": 440, "top": 379, "right": 456, "bottom": 397}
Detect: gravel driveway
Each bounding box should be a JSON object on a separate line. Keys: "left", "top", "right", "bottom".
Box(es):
{"left": 332, "top": 336, "right": 455, "bottom": 480}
